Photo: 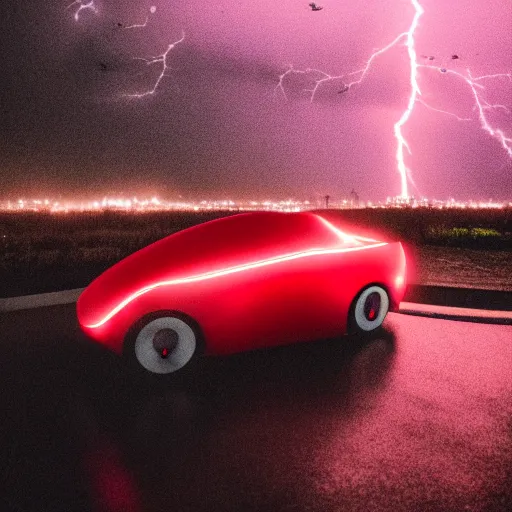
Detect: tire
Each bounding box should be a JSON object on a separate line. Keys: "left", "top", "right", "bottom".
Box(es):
{"left": 349, "top": 285, "right": 390, "bottom": 334}
{"left": 128, "top": 314, "right": 200, "bottom": 375}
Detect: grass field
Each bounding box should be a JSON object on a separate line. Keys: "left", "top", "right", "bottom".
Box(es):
{"left": 1, "top": 208, "right": 511, "bottom": 297}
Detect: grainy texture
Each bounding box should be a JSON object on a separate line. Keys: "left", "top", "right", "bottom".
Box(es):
{"left": 1, "top": 308, "right": 511, "bottom": 512}
{"left": 414, "top": 246, "right": 512, "bottom": 291}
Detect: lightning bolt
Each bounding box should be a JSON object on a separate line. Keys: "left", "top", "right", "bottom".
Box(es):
{"left": 63, "top": 1, "right": 510, "bottom": 194}
{"left": 64, "top": 2, "right": 182, "bottom": 99}
{"left": 275, "top": 31, "right": 408, "bottom": 103}
{"left": 124, "top": 32, "right": 185, "bottom": 99}
{"left": 122, "top": 17, "right": 149, "bottom": 30}
{"left": 276, "top": 0, "right": 512, "bottom": 199}
{"left": 455, "top": 70, "right": 511, "bottom": 157}
{"left": 274, "top": 14, "right": 418, "bottom": 197}
{"left": 416, "top": 98, "right": 472, "bottom": 122}
{"left": 122, "top": 6, "right": 157, "bottom": 30}
{"left": 394, "top": 0, "right": 423, "bottom": 199}
{"left": 67, "top": 0, "right": 98, "bottom": 22}
{"left": 416, "top": 66, "right": 512, "bottom": 158}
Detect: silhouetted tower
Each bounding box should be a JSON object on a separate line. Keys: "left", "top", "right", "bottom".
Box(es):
{"left": 324, "top": 195, "right": 330, "bottom": 209}
{"left": 350, "top": 189, "right": 359, "bottom": 207}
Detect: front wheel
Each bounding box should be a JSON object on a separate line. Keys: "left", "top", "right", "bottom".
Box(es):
{"left": 349, "top": 285, "right": 390, "bottom": 334}
{"left": 127, "top": 314, "right": 200, "bottom": 375}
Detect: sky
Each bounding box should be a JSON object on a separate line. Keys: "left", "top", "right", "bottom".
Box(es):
{"left": 0, "top": 0, "right": 511, "bottom": 201}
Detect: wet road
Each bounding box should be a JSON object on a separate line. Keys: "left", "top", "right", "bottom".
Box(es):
{"left": 1, "top": 305, "right": 511, "bottom": 512}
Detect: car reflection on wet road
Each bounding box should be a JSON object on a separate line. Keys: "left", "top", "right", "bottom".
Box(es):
{"left": 1, "top": 304, "right": 511, "bottom": 512}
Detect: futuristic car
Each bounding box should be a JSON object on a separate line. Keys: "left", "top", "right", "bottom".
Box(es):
{"left": 77, "top": 211, "right": 406, "bottom": 375}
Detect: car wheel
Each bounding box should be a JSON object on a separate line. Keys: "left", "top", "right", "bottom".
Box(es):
{"left": 349, "top": 285, "right": 390, "bottom": 333}
{"left": 130, "top": 315, "right": 199, "bottom": 375}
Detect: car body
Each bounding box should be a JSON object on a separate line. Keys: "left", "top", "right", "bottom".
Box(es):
{"left": 77, "top": 211, "right": 406, "bottom": 374}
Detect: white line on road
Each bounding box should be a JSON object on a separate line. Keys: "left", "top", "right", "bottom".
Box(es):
{"left": 1, "top": 288, "right": 510, "bottom": 324}
{"left": 0, "top": 288, "right": 85, "bottom": 312}
{"left": 399, "top": 301, "right": 512, "bottom": 320}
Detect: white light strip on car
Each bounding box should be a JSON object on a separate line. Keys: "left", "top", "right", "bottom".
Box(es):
{"left": 314, "top": 215, "right": 380, "bottom": 243}
{"left": 85, "top": 240, "right": 389, "bottom": 329}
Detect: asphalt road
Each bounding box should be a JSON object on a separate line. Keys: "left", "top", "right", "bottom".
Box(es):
{"left": 1, "top": 305, "right": 511, "bottom": 512}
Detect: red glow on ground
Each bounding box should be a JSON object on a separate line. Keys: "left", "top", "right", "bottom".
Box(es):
{"left": 85, "top": 439, "right": 141, "bottom": 512}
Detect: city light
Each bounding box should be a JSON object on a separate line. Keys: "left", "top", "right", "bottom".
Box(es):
{"left": 0, "top": 195, "right": 509, "bottom": 213}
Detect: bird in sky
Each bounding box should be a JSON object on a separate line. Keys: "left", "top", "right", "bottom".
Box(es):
{"left": 309, "top": 3, "right": 323, "bottom": 11}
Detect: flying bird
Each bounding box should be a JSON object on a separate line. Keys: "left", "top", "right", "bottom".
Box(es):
{"left": 309, "top": 3, "right": 323, "bottom": 11}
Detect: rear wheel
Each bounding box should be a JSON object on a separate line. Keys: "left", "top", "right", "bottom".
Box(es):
{"left": 349, "top": 285, "right": 389, "bottom": 333}
{"left": 128, "top": 314, "right": 199, "bottom": 375}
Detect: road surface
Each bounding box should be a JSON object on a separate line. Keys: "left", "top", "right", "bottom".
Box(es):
{"left": 1, "top": 304, "right": 511, "bottom": 512}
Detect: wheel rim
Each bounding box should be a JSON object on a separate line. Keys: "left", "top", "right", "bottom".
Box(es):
{"left": 363, "top": 292, "right": 381, "bottom": 321}
{"left": 353, "top": 286, "right": 389, "bottom": 332}
{"left": 134, "top": 317, "right": 196, "bottom": 374}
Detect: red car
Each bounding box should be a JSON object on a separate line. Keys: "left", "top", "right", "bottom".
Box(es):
{"left": 77, "top": 211, "right": 406, "bottom": 375}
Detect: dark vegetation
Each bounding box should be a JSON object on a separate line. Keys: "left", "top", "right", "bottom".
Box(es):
{"left": 318, "top": 207, "right": 511, "bottom": 249}
{"left": 1, "top": 208, "right": 510, "bottom": 297}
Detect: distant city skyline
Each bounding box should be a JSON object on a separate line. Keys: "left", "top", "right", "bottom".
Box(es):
{"left": 1, "top": 194, "right": 510, "bottom": 214}
{"left": 1, "top": 1, "right": 511, "bottom": 200}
